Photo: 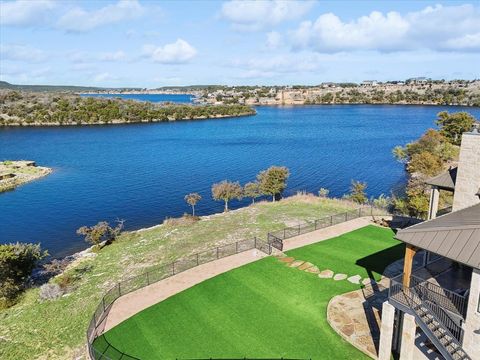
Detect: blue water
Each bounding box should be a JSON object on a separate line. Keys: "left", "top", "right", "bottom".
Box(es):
{"left": 81, "top": 93, "right": 194, "bottom": 103}
{"left": 1, "top": 101, "right": 479, "bottom": 257}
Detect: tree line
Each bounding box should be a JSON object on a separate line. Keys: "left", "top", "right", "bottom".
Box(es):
{"left": 392, "top": 111, "right": 478, "bottom": 217}
{"left": 185, "top": 165, "right": 290, "bottom": 214}
{"left": 0, "top": 90, "right": 255, "bottom": 126}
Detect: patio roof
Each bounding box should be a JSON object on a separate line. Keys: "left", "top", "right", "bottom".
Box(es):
{"left": 396, "top": 203, "right": 480, "bottom": 269}
{"left": 425, "top": 167, "right": 457, "bottom": 191}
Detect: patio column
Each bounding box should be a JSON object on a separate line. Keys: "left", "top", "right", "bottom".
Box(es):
{"left": 403, "top": 244, "right": 417, "bottom": 287}
{"left": 399, "top": 313, "right": 416, "bottom": 360}
{"left": 427, "top": 186, "right": 440, "bottom": 220}
{"left": 378, "top": 301, "right": 396, "bottom": 360}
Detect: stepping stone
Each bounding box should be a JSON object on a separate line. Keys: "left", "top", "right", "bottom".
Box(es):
{"left": 362, "top": 278, "right": 376, "bottom": 286}
{"left": 298, "top": 262, "right": 314, "bottom": 271}
{"left": 279, "top": 257, "right": 295, "bottom": 264}
{"left": 347, "top": 275, "right": 362, "bottom": 284}
{"left": 318, "top": 269, "right": 334, "bottom": 278}
{"left": 306, "top": 266, "right": 320, "bottom": 274}
{"left": 333, "top": 273, "right": 347, "bottom": 281}
{"left": 289, "top": 260, "right": 305, "bottom": 268}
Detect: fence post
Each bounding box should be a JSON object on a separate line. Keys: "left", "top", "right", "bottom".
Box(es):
{"left": 298, "top": 224, "right": 301, "bottom": 235}
{"left": 118, "top": 283, "right": 121, "bottom": 297}
{"left": 358, "top": 208, "right": 361, "bottom": 218}
{"left": 284, "top": 228, "right": 286, "bottom": 239}
{"left": 172, "top": 261, "right": 175, "bottom": 275}
{"left": 196, "top": 253, "right": 199, "bottom": 266}
{"left": 236, "top": 241, "right": 238, "bottom": 253}
{"left": 345, "top": 212, "right": 348, "bottom": 221}
{"left": 146, "top": 272, "right": 150, "bottom": 286}
{"left": 102, "top": 297, "right": 106, "bottom": 311}
{"left": 216, "top": 247, "right": 219, "bottom": 259}
{"left": 314, "top": 219, "right": 317, "bottom": 230}
{"left": 254, "top": 236, "right": 257, "bottom": 249}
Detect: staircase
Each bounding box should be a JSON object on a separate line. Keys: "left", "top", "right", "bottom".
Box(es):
{"left": 389, "top": 277, "right": 471, "bottom": 360}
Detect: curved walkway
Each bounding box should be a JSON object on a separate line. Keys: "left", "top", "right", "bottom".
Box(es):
{"left": 102, "top": 216, "right": 378, "bottom": 333}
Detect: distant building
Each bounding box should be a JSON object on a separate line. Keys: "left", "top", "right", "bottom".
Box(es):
{"left": 361, "top": 80, "right": 378, "bottom": 87}
{"left": 406, "top": 77, "right": 429, "bottom": 84}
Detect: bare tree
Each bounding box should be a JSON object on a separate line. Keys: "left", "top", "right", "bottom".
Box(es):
{"left": 212, "top": 180, "right": 243, "bottom": 212}
{"left": 184, "top": 192, "right": 202, "bottom": 216}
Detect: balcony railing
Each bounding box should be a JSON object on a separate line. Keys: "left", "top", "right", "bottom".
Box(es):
{"left": 410, "top": 275, "right": 468, "bottom": 319}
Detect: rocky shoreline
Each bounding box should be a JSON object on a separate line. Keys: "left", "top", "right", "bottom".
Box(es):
{"left": 0, "top": 160, "right": 52, "bottom": 193}
{"left": 0, "top": 111, "right": 256, "bottom": 127}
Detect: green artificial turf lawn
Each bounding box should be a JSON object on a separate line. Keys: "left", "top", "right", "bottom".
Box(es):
{"left": 96, "top": 225, "right": 402, "bottom": 359}
{"left": 286, "top": 225, "right": 404, "bottom": 281}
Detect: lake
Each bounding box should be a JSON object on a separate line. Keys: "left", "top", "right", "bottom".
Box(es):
{"left": 1, "top": 98, "right": 479, "bottom": 257}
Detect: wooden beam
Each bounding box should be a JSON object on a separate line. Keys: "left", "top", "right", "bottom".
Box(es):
{"left": 403, "top": 244, "right": 417, "bottom": 287}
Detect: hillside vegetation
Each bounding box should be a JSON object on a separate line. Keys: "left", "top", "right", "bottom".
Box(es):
{"left": 0, "top": 90, "right": 255, "bottom": 126}
{"left": 0, "top": 195, "right": 360, "bottom": 359}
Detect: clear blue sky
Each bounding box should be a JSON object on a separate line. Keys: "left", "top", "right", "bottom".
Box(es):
{"left": 0, "top": 0, "right": 479, "bottom": 87}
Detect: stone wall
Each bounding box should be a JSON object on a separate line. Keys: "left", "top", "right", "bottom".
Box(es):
{"left": 463, "top": 268, "right": 480, "bottom": 358}
{"left": 452, "top": 132, "right": 480, "bottom": 211}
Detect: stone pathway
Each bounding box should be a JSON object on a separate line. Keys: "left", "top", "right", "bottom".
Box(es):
{"left": 274, "top": 253, "right": 371, "bottom": 287}
{"left": 274, "top": 252, "right": 383, "bottom": 359}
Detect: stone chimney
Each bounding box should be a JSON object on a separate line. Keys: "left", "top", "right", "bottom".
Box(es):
{"left": 452, "top": 126, "right": 480, "bottom": 211}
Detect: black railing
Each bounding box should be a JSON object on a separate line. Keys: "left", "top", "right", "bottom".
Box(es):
{"left": 389, "top": 275, "right": 467, "bottom": 353}
{"left": 410, "top": 275, "right": 468, "bottom": 319}
{"left": 87, "top": 238, "right": 272, "bottom": 360}
{"left": 267, "top": 206, "right": 393, "bottom": 250}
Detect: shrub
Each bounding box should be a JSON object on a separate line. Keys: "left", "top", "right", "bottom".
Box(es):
{"left": 39, "top": 283, "right": 63, "bottom": 301}
{"left": 76, "top": 220, "right": 124, "bottom": 247}
{"left": 347, "top": 180, "right": 368, "bottom": 204}
{"left": 0, "top": 242, "right": 47, "bottom": 307}
{"left": 318, "top": 188, "right": 330, "bottom": 198}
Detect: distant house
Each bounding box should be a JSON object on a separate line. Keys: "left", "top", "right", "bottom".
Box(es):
{"left": 321, "top": 82, "right": 336, "bottom": 88}
{"left": 407, "top": 77, "right": 429, "bottom": 85}
{"left": 361, "top": 80, "right": 378, "bottom": 87}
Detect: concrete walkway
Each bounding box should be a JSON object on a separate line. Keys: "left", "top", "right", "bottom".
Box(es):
{"left": 102, "top": 216, "right": 377, "bottom": 333}
{"left": 283, "top": 216, "right": 374, "bottom": 251}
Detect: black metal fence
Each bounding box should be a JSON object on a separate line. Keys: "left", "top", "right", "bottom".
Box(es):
{"left": 267, "top": 206, "right": 389, "bottom": 250}
{"left": 87, "top": 238, "right": 272, "bottom": 360}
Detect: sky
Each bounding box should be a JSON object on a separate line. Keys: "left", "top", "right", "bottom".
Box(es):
{"left": 0, "top": 0, "right": 479, "bottom": 87}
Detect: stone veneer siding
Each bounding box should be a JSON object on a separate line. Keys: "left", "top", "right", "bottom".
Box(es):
{"left": 463, "top": 268, "right": 480, "bottom": 358}
{"left": 452, "top": 132, "right": 480, "bottom": 211}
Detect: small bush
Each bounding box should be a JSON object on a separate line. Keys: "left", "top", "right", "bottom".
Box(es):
{"left": 318, "top": 188, "right": 330, "bottom": 198}
{"left": 0, "top": 242, "right": 47, "bottom": 306}
{"left": 39, "top": 283, "right": 63, "bottom": 301}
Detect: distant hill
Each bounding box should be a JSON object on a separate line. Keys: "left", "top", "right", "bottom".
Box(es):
{"left": 0, "top": 81, "right": 146, "bottom": 93}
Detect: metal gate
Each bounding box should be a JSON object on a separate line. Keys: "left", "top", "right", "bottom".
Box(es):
{"left": 267, "top": 233, "right": 283, "bottom": 251}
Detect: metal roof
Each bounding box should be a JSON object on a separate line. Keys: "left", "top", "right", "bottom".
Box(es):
{"left": 425, "top": 167, "right": 457, "bottom": 191}
{"left": 396, "top": 203, "right": 480, "bottom": 269}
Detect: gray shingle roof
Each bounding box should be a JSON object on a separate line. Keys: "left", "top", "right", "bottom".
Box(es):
{"left": 395, "top": 203, "right": 480, "bottom": 269}
{"left": 425, "top": 167, "right": 457, "bottom": 191}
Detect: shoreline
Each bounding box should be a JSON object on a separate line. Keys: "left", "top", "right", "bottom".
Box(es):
{"left": 0, "top": 111, "right": 256, "bottom": 127}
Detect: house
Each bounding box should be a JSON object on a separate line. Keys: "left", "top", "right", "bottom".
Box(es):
{"left": 378, "top": 126, "right": 480, "bottom": 360}
{"left": 362, "top": 80, "right": 378, "bottom": 87}
{"left": 407, "top": 77, "right": 429, "bottom": 85}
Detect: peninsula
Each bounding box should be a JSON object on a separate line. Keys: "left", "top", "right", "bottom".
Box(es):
{"left": 0, "top": 160, "right": 52, "bottom": 193}
{"left": 0, "top": 90, "right": 255, "bottom": 127}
